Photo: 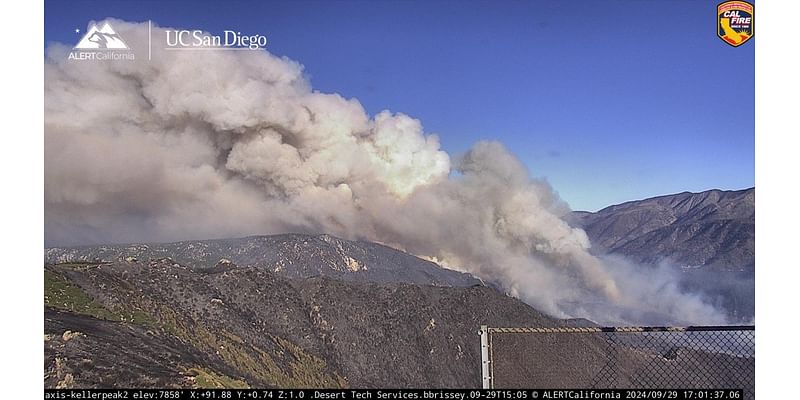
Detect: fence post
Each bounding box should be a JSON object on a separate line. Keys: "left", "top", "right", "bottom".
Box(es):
{"left": 480, "top": 325, "right": 491, "bottom": 388}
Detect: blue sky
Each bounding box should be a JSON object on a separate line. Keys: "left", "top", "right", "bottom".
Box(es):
{"left": 44, "top": 0, "right": 754, "bottom": 211}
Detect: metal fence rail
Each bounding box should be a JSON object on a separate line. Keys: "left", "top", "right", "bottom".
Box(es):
{"left": 479, "top": 325, "right": 755, "bottom": 398}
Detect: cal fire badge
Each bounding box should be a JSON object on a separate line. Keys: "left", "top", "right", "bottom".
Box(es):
{"left": 718, "top": 1, "right": 754, "bottom": 47}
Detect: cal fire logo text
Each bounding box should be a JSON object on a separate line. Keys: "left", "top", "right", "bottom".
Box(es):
{"left": 717, "top": 1, "right": 754, "bottom": 47}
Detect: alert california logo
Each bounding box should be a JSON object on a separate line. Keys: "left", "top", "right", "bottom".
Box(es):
{"left": 69, "top": 21, "right": 136, "bottom": 61}
{"left": 717, "top": 1, "right": 754, "bottom": 47}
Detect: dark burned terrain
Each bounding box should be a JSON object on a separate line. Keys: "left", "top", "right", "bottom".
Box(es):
{"left": 45, "top": 256, "right": 754, "bottom": 390}
{"left": 45, "top": 258, "right": 559, "bottom": 388}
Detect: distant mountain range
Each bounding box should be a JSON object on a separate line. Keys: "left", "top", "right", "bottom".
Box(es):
{"left": 567, "top": 188, "right": 755, "bottom": 322}
{"left": 569, "top": 188, "right": 754, "bottom": 271}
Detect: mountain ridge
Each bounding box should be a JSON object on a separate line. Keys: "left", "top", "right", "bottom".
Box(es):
{"left": 45, "top": 233, "right": 480, "bottom": 288}
{"left": 568, "top": 187, "right": 754, "bottom": 270}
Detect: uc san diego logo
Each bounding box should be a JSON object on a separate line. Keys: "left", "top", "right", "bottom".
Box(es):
{"left": 717, "top": 1, "right": 754, "bottom": 47}
{"left": 69, "top": 21, "right": 135, "bottom": 60}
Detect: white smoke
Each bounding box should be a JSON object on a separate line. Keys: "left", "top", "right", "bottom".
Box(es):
{"left": 45, "top": 20, "right": 726, "bottom": 325}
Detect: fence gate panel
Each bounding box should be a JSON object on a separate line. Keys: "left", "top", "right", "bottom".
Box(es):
{"left": 479, "top": 325, "right": 754, "bottom": 399}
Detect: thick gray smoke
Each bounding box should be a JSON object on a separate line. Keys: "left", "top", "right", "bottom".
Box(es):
{"left": 45, "top": 20, "right": 726, "bottom": 325}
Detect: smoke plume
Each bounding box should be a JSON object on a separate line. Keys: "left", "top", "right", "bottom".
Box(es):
{"left": 45, "top": 20, "right": 726, "bottom": 325}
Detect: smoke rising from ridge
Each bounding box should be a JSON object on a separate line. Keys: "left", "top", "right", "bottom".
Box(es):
{"left": 45, "top": 20, "right": 726, "bottom": 325}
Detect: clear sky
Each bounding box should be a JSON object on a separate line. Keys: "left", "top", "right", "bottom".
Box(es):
{"left": 44, "top": 0, "right": 754, "bottom": 211}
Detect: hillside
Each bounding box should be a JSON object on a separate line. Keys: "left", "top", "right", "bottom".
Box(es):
{"left": 43, "top": 203, "right": 757, "bottom": 388}
{"left": 44, "top": 233, "right": 480, "bottom": 287}
{"left": 569, "top": 188, "right": 754, "bottom": 271}
{"left": 45, "top": 259, "right": 557, "bottom": 388}
{"left": 45, "top": 259, "right": 752, "bottom": 390}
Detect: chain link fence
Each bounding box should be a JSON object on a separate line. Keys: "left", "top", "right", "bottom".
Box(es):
{"left": 480, "top": 326, "right": 754, "bottom": 399}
